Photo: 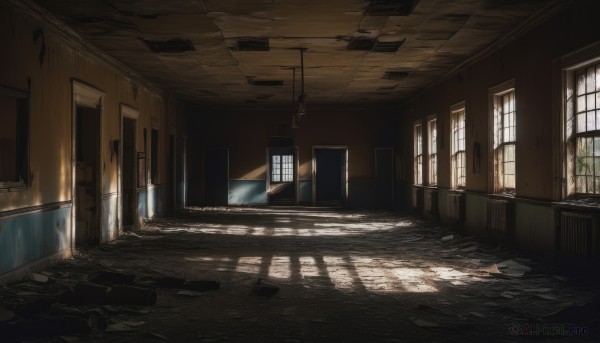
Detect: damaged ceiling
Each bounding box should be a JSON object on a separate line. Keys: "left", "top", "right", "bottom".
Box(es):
{"left": 31, "top": 0, "right": 561, "bottom": 109}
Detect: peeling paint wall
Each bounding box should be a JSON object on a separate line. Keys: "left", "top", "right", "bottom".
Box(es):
{"left": 0, "top": 2, "right": 182, "bottom": 278}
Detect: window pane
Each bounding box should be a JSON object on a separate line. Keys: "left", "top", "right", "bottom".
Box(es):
{"left": 596, "top": 66, "right": 600, "bottom": 92}
{"left": 272, "top": 155, "right": 281, "bottom": 182}
{"left": 577, "top": 71, "right": 586, "bottom": 95}
{"left": 577, "top": 113, "right": 586, "bottom": 133}
{"left": 587, "top": 66, "right": 596, "bottom": 92}
{"left": 281, "top": 154, "right": 293, "bottom": 182}
{"left": 587, "top": 94, "right": 596, "bottom": 112}
{"left": 588, "top": 111, "right": 596, "bottom": 131}
{"left": 577, "top": 95, "right": 586, "bottom": 112}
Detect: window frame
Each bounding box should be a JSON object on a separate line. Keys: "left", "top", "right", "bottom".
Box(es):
{"left": 0, "top": 85, "right": 30, "bottom": 191}
{"left": 413, "top": 120, "right": 423, "bottom": 186}
{"left": 489, "top": 80, "right": 517, "bottom": 195}
{"left": 270, "top": 153, "right": 294, "bottom": 183}
{"left": 450, "top": 101, "right": 466, "bottom": 190}
{"left": 563, "top": 52, "right": 600, "bottom": 197}
{"left": 427, "top": 116, "right": 437, "bottom": 187}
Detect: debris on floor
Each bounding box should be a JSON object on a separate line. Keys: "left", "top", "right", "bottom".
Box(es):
{"left": 1, "top": 207, "right": 599, "bottom": 342}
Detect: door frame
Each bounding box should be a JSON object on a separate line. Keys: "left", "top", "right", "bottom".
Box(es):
{"left": 119, "top": 104, "right": 138, "bottom": 230}
{"left": 71, "top": 80, "right": 104, "bottom": 249}
{"left": 312, "top": 145, "right": 348, "bottom": 206}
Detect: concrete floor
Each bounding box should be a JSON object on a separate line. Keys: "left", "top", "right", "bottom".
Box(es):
{"left": 2, "top": 207, "right": 600, "bottom": 342}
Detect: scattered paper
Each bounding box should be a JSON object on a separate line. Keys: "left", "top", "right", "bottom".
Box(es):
{"left": 479, "top": 264, "right": 501, "bottom": 274}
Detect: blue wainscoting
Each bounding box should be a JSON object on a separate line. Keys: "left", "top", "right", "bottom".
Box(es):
{"left": 147, "top": 185, "right": 160, "bottom": 218}
{"left": 101, "top": 194, "right": 118, "bottom": 242}
{"left": 137, "top": 188, "right": 148, "bottom": 225}
{"left": 0, "top": 204, "right": 71, "bottom": 276}
{"left": 228, "top": 180, "right": 267, "bottom": 205}
{"left": 299, "top": 180, "right": 312, "bottom": 204}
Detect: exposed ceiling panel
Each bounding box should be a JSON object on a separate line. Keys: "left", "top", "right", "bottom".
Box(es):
{"left": 30, "top": 0, "right": 563, "bottom": 109}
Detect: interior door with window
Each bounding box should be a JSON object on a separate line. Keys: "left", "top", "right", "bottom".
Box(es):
{"left": 269, "top": 148, "right": 296, "bottom": 204}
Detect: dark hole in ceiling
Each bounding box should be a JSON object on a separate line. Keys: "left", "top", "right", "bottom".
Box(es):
{"left": 347, "top": 38, "right": 375, "bottom": 51}
{"left": 236, "top": 38, "right": 269, "bottom": 51}
{"left": 366, "top": 0, "right": 419, "bottom": 16}
{"left": 142, "top": 38, "right": 195, "bottom": 53}
{"left": 372, "top": 39, "right": 405, "bottom": 52}
{"left": 383, "top": 71, "right": 409, "bottom": 80}
{"left": 249, "top": 80, "right": 284, "bottom": 86}
{"left": 348, "top": 38, "right": 404, "bottom": 52}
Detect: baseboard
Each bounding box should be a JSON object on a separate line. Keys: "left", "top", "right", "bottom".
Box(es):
{"left": 0, "top": 249, "right": 72, "bottom": 286}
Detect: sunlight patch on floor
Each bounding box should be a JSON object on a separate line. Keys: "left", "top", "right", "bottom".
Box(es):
{"left": 268, "top": 256, "right": 291, "bottom": 279}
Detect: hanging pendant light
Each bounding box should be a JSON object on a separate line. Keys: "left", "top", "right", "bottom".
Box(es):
{"left": 293, "top": 48, "right": 307, "bottom": 128}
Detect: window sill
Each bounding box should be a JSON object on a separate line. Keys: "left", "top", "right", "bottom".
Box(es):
{"left": 559, "top": 196, "right": 600, "bottom": 208}
{"left": 0, "top": 182, "right": 28, "bottom": 192}
{"left": 490, "top": 192, "right": 516, "bottom": 199}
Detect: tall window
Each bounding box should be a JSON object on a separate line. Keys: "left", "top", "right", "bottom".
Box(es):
{"left": 0, "top": 86, "right": 29, "bottom": 189}
{"left": 413, "top": 121, "right": 423, "bottom": 185}
{"left": 427, "top": 118, "right": 437, "bottom": 186}
{"left": 451, "top": 103, "right": 466, "bottom": 189}
{"left": 494, "top": 90, "right": 516, "bottom": 193}
{"left": 271, "top": 154, "right": 293, "bottom": 182}
{"left": 570, "top": 62, "right": 600, "bottom": 194}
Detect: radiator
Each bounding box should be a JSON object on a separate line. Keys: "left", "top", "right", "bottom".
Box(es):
{"left": 559, "top": 211, "right": 598, "bottom": 258}
{"left": 487, "top": 199, "right": 513, "bottom": 236}
{"left": 424, "top": 189, "right": 438, "bottom": 215}
{"left": 447, "top": 193, "right": 464, "bottom": 221}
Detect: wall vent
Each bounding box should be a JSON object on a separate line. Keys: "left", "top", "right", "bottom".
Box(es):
{"left": 487, "top": 198, "right": 514, "bottom": 238}
{"left": 366, "top": 0, "right": 419, "bottom": 16}
{"left": 559, "top": 211, "right": 599, "bottom": 258}
{"left": 447, "top": 193, "right": 465, "bottom": 222}
{"left": 143, "top": 38, "right": 194, "bottom": 53}
{"left": 383, "top": 71, "right": 409, "bottom": 80}
{"left": 236, "top": 38, "right": 269, "bottom": 51}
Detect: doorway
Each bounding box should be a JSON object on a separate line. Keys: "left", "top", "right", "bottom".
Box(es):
{"left": 72, "top": 81, "right": 104, "bottom": 248}
{"left": 74, "top": 106, "right": 101, "bottom": 246}
{"left": 121, "top": 116, "right": 136, "bottom": 227}
{"left": 313, "top": 147, "right": 347, "bottom": 206}
{"left": 204, "top": 148, "right": 229, "bottom": 206}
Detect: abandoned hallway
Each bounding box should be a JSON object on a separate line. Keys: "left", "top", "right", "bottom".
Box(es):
{"left": 2, "top": 207, "right": 599, "bottom": 342}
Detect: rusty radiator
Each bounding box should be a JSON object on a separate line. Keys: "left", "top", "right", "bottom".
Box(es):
{"left": 559, "top": 211, "right": 598, "bottom": 258}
